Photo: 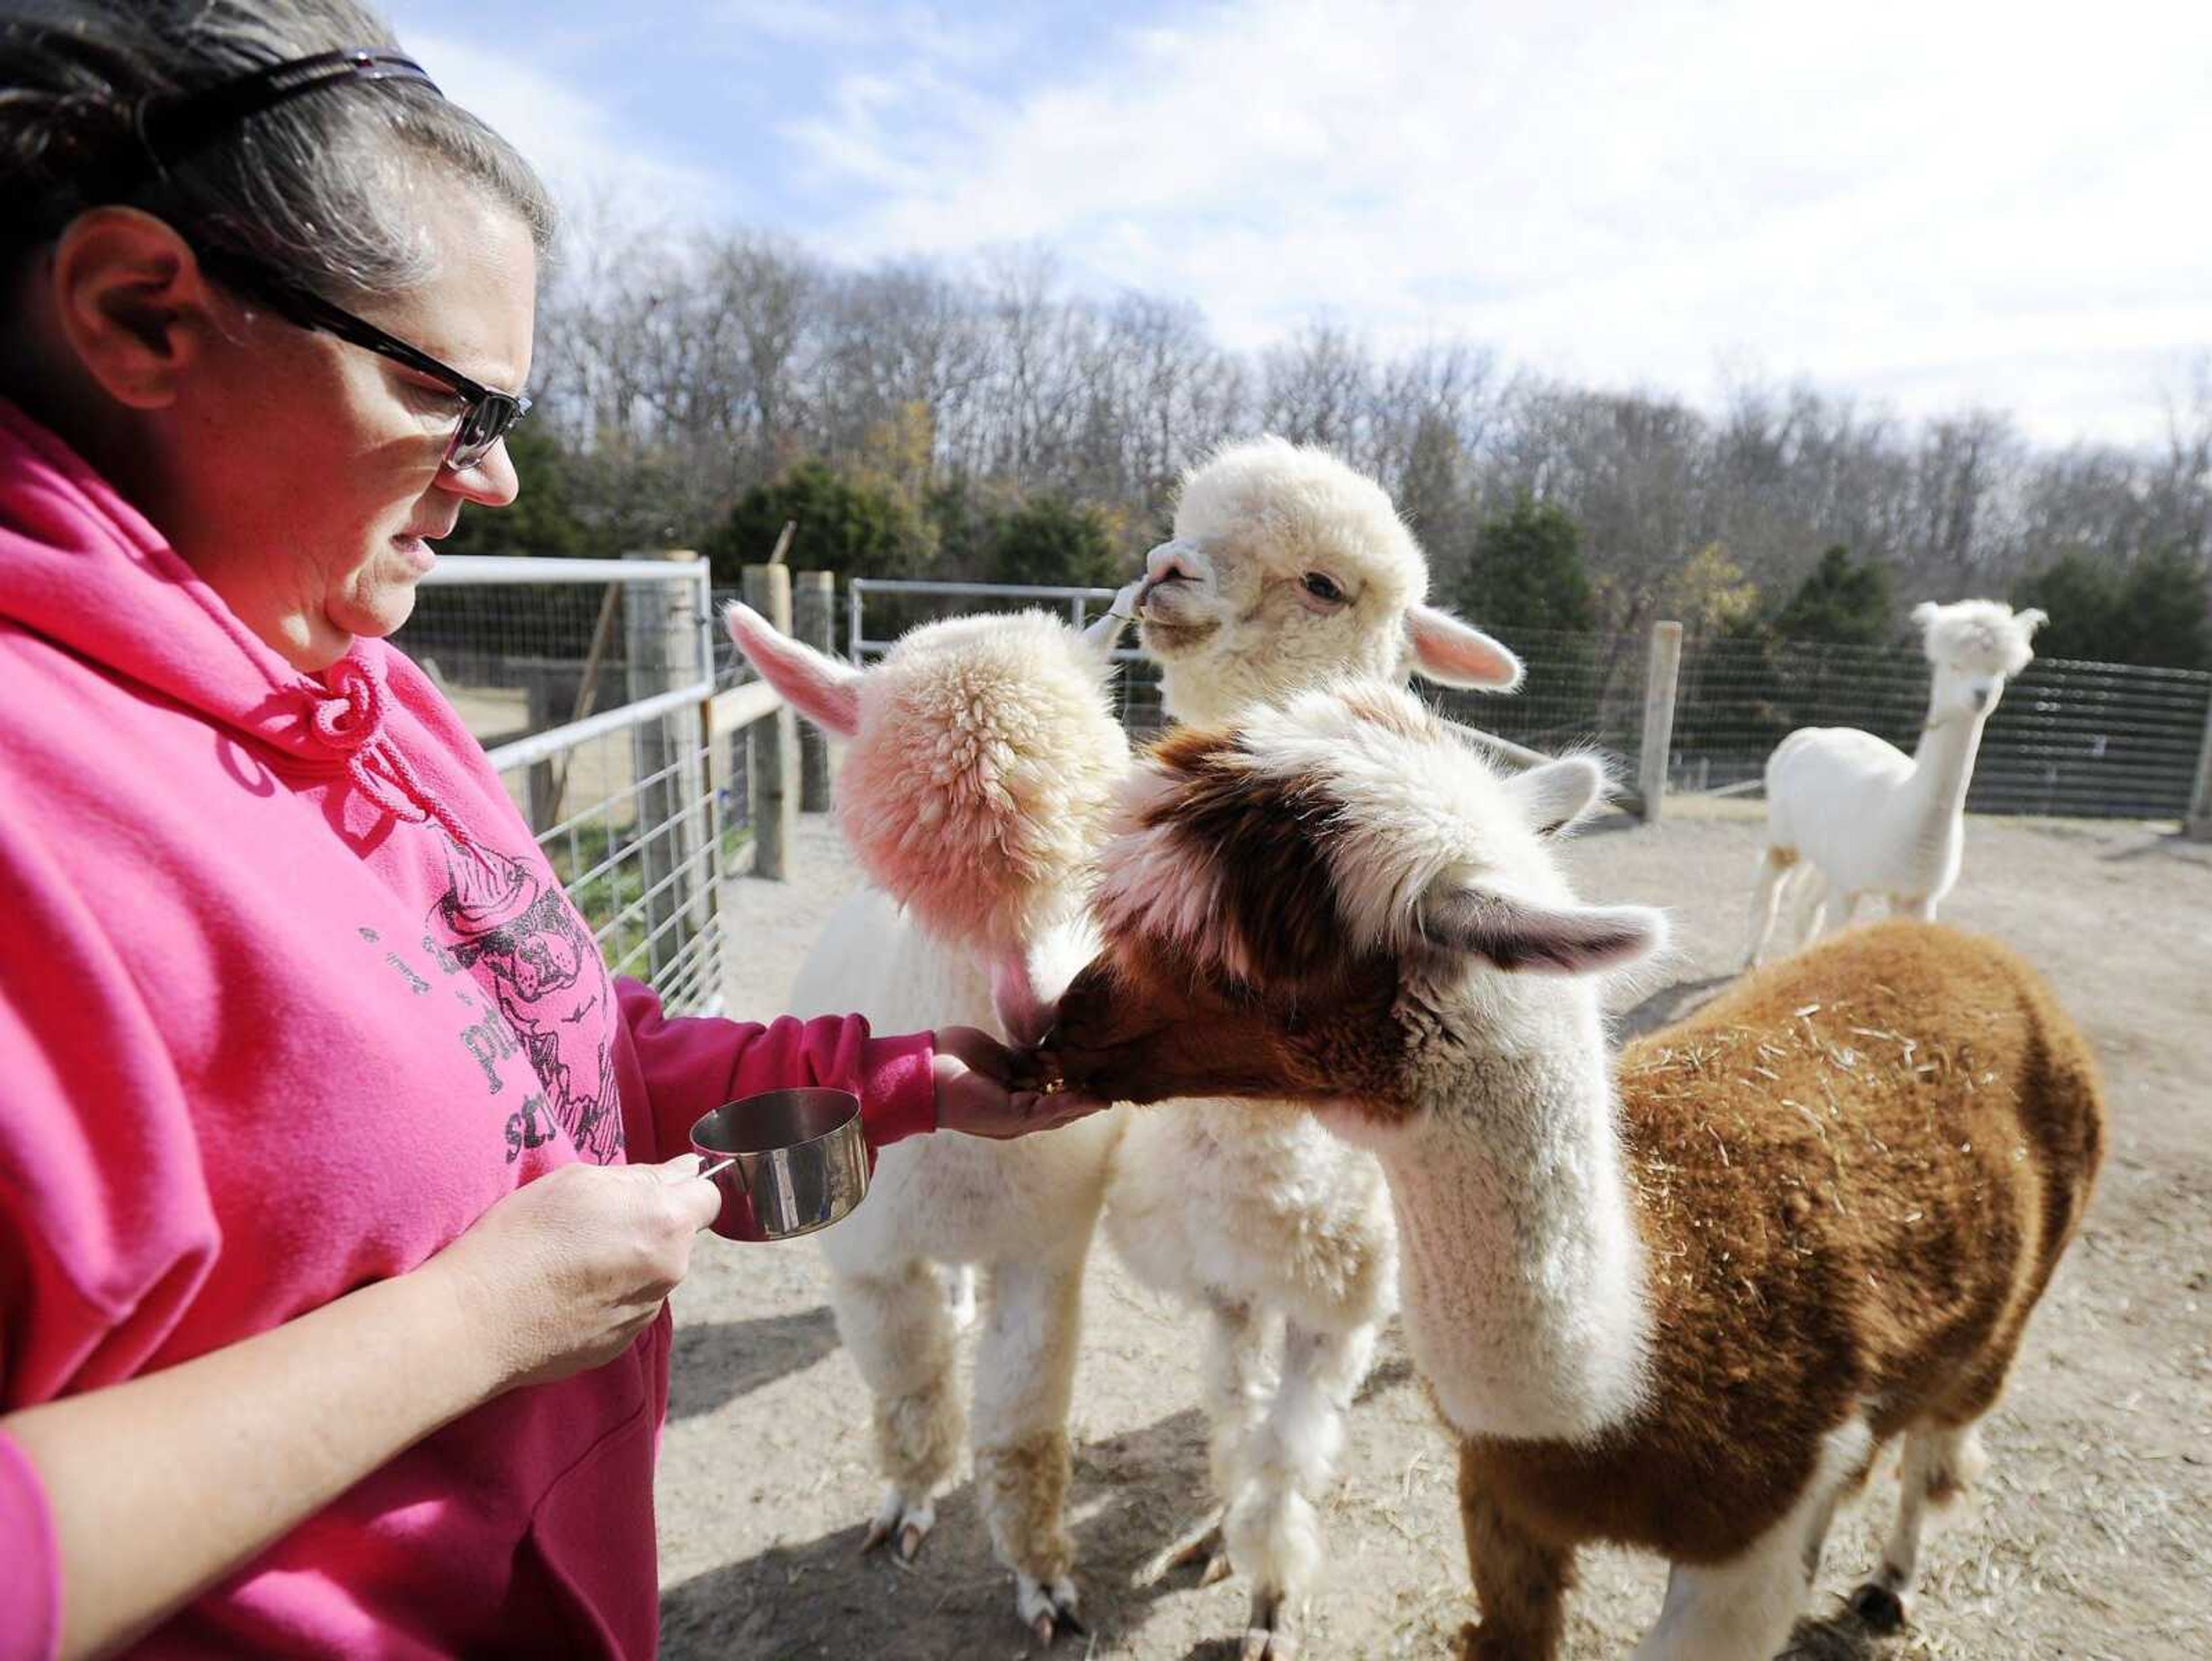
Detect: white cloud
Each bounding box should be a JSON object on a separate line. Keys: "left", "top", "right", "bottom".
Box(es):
{"left": 789, "top": 0, "right": 2212, "bottom": 446}
{"left": 403, "top": 28, "right": 734, "bottom": 239}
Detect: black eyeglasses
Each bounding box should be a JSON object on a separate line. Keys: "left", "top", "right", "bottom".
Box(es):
{"left": 194, "top": 243, "right": 531, "bottom": 472}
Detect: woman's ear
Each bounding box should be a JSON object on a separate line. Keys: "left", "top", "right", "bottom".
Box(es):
{"left": 47, "top": 207, "right": 210, "bottom": 410}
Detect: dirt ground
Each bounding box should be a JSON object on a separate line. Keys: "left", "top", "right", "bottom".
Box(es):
{"left": 657, "top": 800, "right": 2212, "bottom": 1660}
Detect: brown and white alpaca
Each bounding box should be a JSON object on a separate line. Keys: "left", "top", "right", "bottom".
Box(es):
{"left": 725, "top": 598, "right": 1135, "bottom": 1642}
{"left": 1036, "top": 683, "right": 2105, "bottom": 1661}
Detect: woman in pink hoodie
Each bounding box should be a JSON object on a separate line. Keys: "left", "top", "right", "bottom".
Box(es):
{"left": 0, "top": 6, "right": 1101, "bottom": 1658}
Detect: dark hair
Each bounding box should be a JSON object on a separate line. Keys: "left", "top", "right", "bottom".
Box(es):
{"left": 0, "top": 0, "right": 555, "bottom": 296}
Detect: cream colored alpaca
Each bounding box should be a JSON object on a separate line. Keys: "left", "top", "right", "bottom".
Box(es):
{"left": 1111, "top": 438, "right": 1523, "bottom": 1659}
{"left": 725, "top": 598, "right": 1134, "bottom": 1643}
{"left": 1746, "top": 599, "right": 2046, "bottom": 965}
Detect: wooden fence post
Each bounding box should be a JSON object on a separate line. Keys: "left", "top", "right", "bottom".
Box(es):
{"left": 2187, "top": 686, "right": 2212, "bottom": 840}
{"left": 625, "top": 550, "right": 704, "bottom": 974}
{"left": 1638, "top": 620, "right": 1684, "bottom": 823}
{"left": 743, "top": 563, "right": 797, "bottom": 879}
{"left": 793, "top": 570, "right": 835, "bottom": 813}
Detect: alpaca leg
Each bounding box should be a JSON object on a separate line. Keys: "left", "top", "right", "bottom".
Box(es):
{"left": 1785, "top": 869, "right": 1828, "bottom": 950}
{"left": 1135, "top": 1294, "right": 1272, "bottom": 1589}
{"left": 1891, "top": 892, "right": 1937, "bottom": 923}
{"left": 830, "top": 1262, "right": 963, "bottom": 1562}
{"left": 1823, "top": 889, "right": 1863, "bottom": 937}
{"left": 971, "top": 1255, "right": 1087, "bottom": 1643}
{"left": 1744, "top": 845, "right": 1796, "bottom": 969}
{"left": 1224, "top": 1317, "right": 1380, "bottom": 1660}
{"left": 1848, "top": 1421, "right": 1988, "bottom": 1633}
{"left": 1454, "top": 1450, "right": 1574, "bottom": 1661}
{"left": 1632, "top": 1420, "right": 1870, "bottom": 1661}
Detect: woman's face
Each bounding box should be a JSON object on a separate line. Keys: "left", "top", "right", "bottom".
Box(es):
{"left": 169, "top": 177, "right": 537, "bottom": 670}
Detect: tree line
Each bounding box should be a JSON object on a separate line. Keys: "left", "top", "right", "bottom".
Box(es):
{"left": 445, "top": 225, "right": 2212, "bottom": 670}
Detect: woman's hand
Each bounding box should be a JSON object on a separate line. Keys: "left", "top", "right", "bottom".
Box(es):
{"left": 931, "top": 1026, "right": 1110, "bottom": 1140}
{"left": 421, "top": 1155, "right": 725, "bottom": 1393}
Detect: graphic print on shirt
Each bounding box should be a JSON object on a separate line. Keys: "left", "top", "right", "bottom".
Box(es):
{"left": 425, "top": 839, "right": 624, "bottom": 1164}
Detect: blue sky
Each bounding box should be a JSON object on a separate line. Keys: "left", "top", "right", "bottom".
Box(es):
{"left": 385, "top": 0, "right": 2212, "bottom": 449}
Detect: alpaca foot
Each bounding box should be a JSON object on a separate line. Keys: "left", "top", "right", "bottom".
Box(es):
{"left": 859, "top": 1489, "right": 935, "bottom": 1563}
{"left": 1015, "top": 1573, "right": 1085, "bottom": 1644}
{"left": 1847, "top": 1579, "right": 1907, "bottom": 1634}
{"left": 1239, "top": 1586, "right": 1299, "bottom": 1659}
{"left": 1452, "top": 1622, "right": 1521, "bottom": 1661}
{"left": 1132, "top": 1509, "right": 1230, "bottom": 1588}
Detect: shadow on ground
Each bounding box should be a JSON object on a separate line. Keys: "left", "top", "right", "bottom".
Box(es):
{"left": 667, "top": 1307, "right": 841, "bottom": 1422}
{"left": 1615, "top": 972, "right": 1737, "bottom": 1039}
{"left": 661, "top": 1407, "right": 1221, "bottom": 1660}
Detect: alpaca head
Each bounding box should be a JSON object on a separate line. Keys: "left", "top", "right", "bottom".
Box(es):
{"left": 1037, "top": 682, "right": 1665, "bottom": 1112}
{"left": 1912, "top": 599, "right": 2046, "bottom": 724}
{"left": 1137, "top": 438, "right": 1523, "bottom": 725}
{"left": 726, "top": 599, "right": 1134, "bottom": 1042}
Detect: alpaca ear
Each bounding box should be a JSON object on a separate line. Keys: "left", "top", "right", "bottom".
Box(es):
{"left": 1416, "top": 886, "right": 1664, "bottom": 975}
{"left": 1911, "top": 601, "right": 1941, "bottom": 631}
{"left": 1407, "top": 604, "right": 1524, "bottom": 692}
{"left": 2015, "top": 606, "right": 2047, "bottom": 636}
{"left": 724, "top": 601, "right": 862, "bottom": 738}
{"left": 1505, "top": 756, "right": 1609, "bottom": 836}
{"left": 990, "top": 949, "right": 1054, "bottom": 1048}
{"left": 1080, "top": 581, "right": 1142, "bottom": 663}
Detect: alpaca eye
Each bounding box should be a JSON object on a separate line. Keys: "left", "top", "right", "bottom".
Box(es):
{"left": 1302, "top": 572, "right": 1344, "bottom": 604}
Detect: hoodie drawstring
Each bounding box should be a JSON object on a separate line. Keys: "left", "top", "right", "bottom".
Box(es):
{"left": 305, "top": 655, "right": 498, "bottom": 868}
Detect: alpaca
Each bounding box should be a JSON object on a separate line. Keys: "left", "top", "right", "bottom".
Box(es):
{"left": 1746, "top": 598, "right": 2047, "bottom": 965}
{"left": 1037, "top": 682, "right": 2105, "bottom": 1661}
{"left": 1111, "top": 437, "right": 1524, "bottom": 1659}
{"left": 724, "top": 596, "right": 1137, "bottom": 1643}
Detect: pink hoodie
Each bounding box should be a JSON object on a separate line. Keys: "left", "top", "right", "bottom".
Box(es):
{"left": 0, "top": 401, "right": 935, "bottom": 1659}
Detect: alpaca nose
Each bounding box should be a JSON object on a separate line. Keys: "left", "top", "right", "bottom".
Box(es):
{"left": 1144, "top": 540, "right": 1201, "bottom": 586}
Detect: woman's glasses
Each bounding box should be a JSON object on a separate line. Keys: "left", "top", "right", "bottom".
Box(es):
{"left": 193, "top": 244, "right": 531, "bottom": 472}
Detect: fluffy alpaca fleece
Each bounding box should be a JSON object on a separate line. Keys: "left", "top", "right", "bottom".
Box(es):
{"left": 725, "top": 600, "right": 1134, "bottom": 1642}
{"left": 1040, "top": 682, "right": 2105, "bottom": 1661}
{"left": 1108, "top": 438, "right": 1524, "bottom": 1659}
{"left": 1747, "top": 598, "right": 2047, "bottom": 965}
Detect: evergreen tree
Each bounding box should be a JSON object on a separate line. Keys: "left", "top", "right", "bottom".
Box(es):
{"left": 1450, "top": 495, "right": 1596, "bottom": 633}
{"left": 1767, "top": 545, "right": 1893, "bottom": 645}
{"left": 705, "top": 460, "right": 935, "bottom": 588}
{"left": 984, "top": 493, "right": 1127, "bottom": 590}
{"left": 2017, "top": 547, "right": 2212, "bottom": 669}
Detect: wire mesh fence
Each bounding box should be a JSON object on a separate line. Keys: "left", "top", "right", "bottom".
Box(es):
{"left": 1663, "top": 632, "right": 2212, "bottom": 819}
{"left": 400, "top": 565, "right": 2210, "bottom": 951}
{"left": 396, "top": 558, "right": 732, "bottom": 1014}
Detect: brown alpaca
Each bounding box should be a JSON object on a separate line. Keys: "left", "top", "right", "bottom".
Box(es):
{"left": 1034, "top": 684, "right": 2105, "bottom": 1660}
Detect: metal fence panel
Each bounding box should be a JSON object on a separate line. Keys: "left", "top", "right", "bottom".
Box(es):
{"left": 400, "top": 558, "right": 729, "bottom": 1014}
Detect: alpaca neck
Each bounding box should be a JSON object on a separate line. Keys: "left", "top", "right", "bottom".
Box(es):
{"left": 1907, "top": 700, "right": 1988, "bottom": 826}
{"left": 1364, "top": 983, "right": 1650, "bottom": 1443}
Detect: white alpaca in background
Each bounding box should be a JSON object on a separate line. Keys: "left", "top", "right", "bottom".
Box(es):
{"left": 726, "top": 598, "right": 1135, "bottom": 1643}
{"left": 1110, "top": 438, "right": 1524, "bottom": 1659}
{"left": 1746, "top": 598, "right": 2046, "bottom": 965}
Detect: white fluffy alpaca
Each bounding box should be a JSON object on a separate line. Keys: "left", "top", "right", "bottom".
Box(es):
{"left": 725, "top": 597, "right": 1137, "bottom": 1643}
{"left": 1745, "top": 598, "right": 2046, "bottom": 965}
{"left": 1111, "top": 438, "right": 1524, "bottom": 1659}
